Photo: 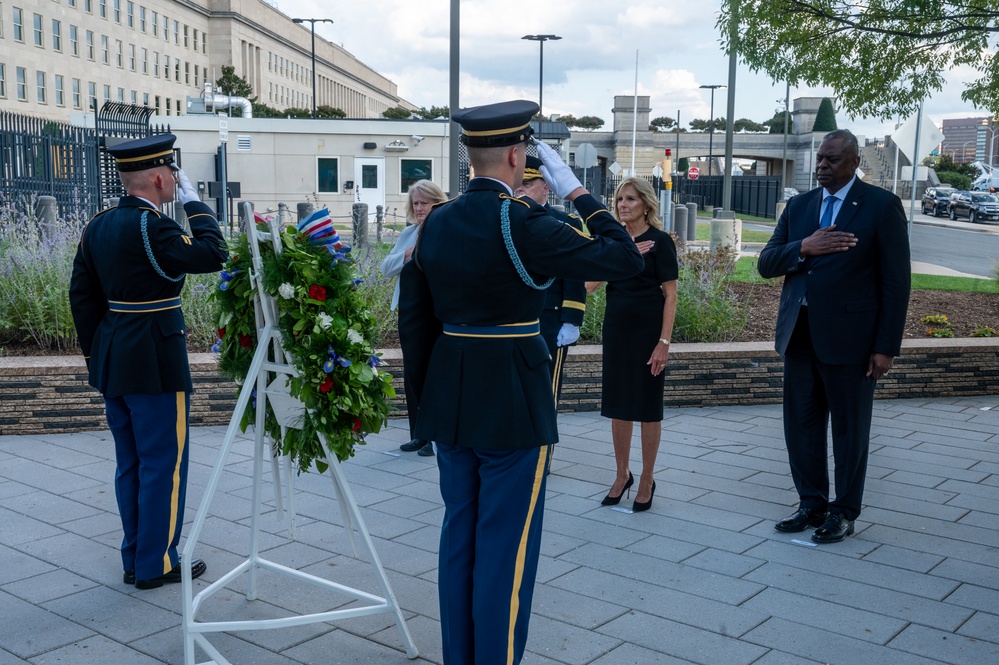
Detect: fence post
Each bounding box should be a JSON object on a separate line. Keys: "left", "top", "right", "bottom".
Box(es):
{"left": 673, "top": 205, "right": 687, "bottom": 245}
{"left": 297, "top": 202, "right": 314, "bottom": 223}
{"left": 375, "top": 205, "right": 384, "bottom": 243}
{"left": 278, "top": 202, "right": 289, "bottom": 230}
{"left": 686, "top": 202, "right": 698, "bottom": 242}
{"left": 352, "top": 203, "right": 369, "bottom": 249}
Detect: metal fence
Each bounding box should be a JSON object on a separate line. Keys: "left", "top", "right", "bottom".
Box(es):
{"left": 0, "top": 111, "right": 101, "bottom": 217}
{"left": 606, "top": 174, "right": 784, "bottom": 219}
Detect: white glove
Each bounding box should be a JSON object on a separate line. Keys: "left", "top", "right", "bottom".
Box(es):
{"left": 536, "top": 141, "right": 583, "bottom": 200}
{"left": 176, "top": 168, "right": 200, "bottom": 205}
{"left": 556, "top": 322, "right": 580, "bottom": 347}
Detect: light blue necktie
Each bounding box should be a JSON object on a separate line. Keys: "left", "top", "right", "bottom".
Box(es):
{"left": 820, "top": 195, "right": 837, "bottom": 228}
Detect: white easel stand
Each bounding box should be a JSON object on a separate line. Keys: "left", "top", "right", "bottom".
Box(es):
{"left": 180, "top": 204, "right": 418, "bottom": 664}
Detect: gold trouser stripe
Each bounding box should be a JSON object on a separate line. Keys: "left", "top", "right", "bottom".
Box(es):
{"left": 506, "top": 445, "right": 548, "bottom": 665}
{"left": 551, "top": 345, "right": 566, "bottom": 409}
{"left": 164, "top": 392, "right": 186, "bottom": 574}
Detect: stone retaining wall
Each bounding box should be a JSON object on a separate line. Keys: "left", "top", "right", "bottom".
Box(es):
{"left": 2, "top": 338, "right": 997, "bottom": 435}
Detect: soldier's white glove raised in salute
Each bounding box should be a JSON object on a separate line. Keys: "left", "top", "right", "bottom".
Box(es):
{"left": 175, "top": 169, "right": 200, "bottom": 205}
{"left": 536, "top": 140, "right": 583, "bottom": 200}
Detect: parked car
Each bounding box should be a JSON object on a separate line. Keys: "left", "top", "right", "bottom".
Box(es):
{"left": 920, "top": 187, "right": 956, "bottom": 217}
{"left": 949, "top": 191, "right": 999, "bottom": 223}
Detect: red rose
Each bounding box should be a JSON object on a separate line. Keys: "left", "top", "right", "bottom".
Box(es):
{"left": 351, "top": 417, "right": 362, "bottom": 432}
{"left": 239, "top": 334, "right": 252, "bottom": 348}
{"left": 319, "top": 376, "right": 335, "bottom": 393}
{"left": 217, "top": 327, "right": 225, "bottom": 339}
{"left": 308, "top": 285, "right": 327, "bottom": 301}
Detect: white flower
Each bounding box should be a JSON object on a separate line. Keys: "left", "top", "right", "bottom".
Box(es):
{"left": 278, "top": 283, "right": 295, "bottom": 299}
{"left": 347, "top": 329, "right": 364, "bottom": 345}
{"left": 317, "top": 312, "right": 333, "bottom": 330}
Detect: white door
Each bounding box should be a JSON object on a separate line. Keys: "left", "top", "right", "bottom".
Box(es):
{"left": 354, "top": 157, "right": 385, "bottom": 213}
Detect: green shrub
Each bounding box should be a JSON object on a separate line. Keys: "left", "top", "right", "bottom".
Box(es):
{"left": 936, "top": 171, "right": 972, "bottom": 190}
{"left": 579, "top": 285, "right": 606, "bottom": 343}
{"left": 674, "top": 245, "right": 749, "bottom": 342}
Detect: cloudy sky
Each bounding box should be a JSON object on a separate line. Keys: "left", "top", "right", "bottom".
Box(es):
{"left": 277, "top": 0, "right": 986, "bottom": 138}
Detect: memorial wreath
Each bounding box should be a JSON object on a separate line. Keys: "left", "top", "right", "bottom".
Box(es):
{"left": 212, "top": 213, "right": 395, "bottom": 472}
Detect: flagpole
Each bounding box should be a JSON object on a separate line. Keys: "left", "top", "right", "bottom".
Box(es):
{"left": 631, "top": 50, "right": 638, "bottom": 174}
{"left": 907, "top": 99, "right": 923, "bottom": 239}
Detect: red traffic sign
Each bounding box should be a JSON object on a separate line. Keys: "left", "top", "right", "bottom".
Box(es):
{"left": 688, "top": 166, "right": 700, "bottom": 180}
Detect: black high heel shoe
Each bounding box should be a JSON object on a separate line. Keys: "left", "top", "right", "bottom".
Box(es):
{"left": 601, "top": 472, "right": 634, "bottom": 506}
{"left": 632, "top": 480, "right": 656, "bottom": 513}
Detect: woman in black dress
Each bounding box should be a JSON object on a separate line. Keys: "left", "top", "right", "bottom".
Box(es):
{"left": 586, "top": 177, "right": 678, "bottom": 512}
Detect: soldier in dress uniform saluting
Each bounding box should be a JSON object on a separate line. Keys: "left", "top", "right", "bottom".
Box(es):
{"left": 69, "top": 133, "right": 228, "bottom": 589}
{"left": 401, "top": 100, "right": 644, "bottom": 665}
{"left": 515, "top": 155, "right": 587, "bottom": 407}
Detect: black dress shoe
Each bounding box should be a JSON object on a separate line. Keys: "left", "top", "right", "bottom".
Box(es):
{"left": 123, "top": 570, "right": 135, "bottom": 585}
{"left": 135, "top": 559, "right": 207, "bottom": 589}
{"left": 417, "top": 442, "right": 435, "bottom": 456}
{"left": 632, "top": 480, "right": 656, "bottom": 513}
{"left": 774, "top": 507, "right": 828, "bottom": 533}
{"left": 811, "top": 513, "right": 855, "bottom": 543}
{"left": 601, "top": 472, "right": 634, "bottom": 506}
{"left": 400, "top": 438, "right": 427, "bottom": 452}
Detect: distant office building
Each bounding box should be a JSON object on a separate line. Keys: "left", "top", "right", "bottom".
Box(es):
{"left": 0, "top": 0, "right": 410, "bottom": 122}
{"left": 941, "top": 117, "right": 996, "bottom": 164}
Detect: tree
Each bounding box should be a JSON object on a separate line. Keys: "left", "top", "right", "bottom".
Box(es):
{"left": 812, "top": 98, "right": 838, "bottom": 132}
{"left": 650, "top": 116, "right": 676, "bottom": 132}
{"left": 557, "top": 114, "right": 578, "bottom": 128}
{"left": 689, "top": 118, "right": 726, "bottom": 132}
{"left": 733, "top": 118, "right": 767, "bottom": 133}
{"left": 316, "top": 105, "right": 347, "bottom": 119}
{"left": 414, "top": 105, "right": 449, "bottom": 120}
{"left": 577, "top": 116, "right": 605, "bottom": 131}
{"left": 382, "top": 107, "right": 413, "bottom": 120}
{"left": 718, "top": 1, "right": 999, "bottom": 119}
{"left": 934, "top": 154, "right": 977, "bottom": 180}
{"left": 765, "top": 110, "right": 791, "bottom": 134}
{"left": 216, "top": 66, "right": 254, "bottom": 98}
{"left": 677, "top": 157, "right": 690, "bottom": 173}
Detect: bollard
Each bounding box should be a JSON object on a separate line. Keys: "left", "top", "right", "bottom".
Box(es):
{"left": 297, "top": 202, "right": 314, "bottom": 223}
{"left": 352, "top": 203, "right": 369, "bottom": 249}
{"left": 709, "top": 210, "right": 743, "bottom": 253}
{"left": 376, "top": 204, "right": 384, "bottom": 243}
{"left": 713, "top": 207, "right": 724, "bottom": 219}
{"left": 686, "top": 202, "right": 698, "bottom": 242}
{"left": 277, "top": 202, "right": 289, "bottom": 231}
{"left": 673, "top": 205, "right": 687, "bottom": 245}
{"left": 659, "top": 192, "right": 671, "bottom": 233}
{"left": 35, "top": 196, "right": 58, "bottom": 241}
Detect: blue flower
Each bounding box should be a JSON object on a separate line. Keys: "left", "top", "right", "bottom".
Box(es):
{"left": 323, "top": 358, "right": 336, "bottom": 373}
{"left": 211, "top": 339, "right": 222, "bottom": 353}
{"left": 368, "top": 355, "right": 380, "bottom": 368}
{"left": 352, "top": 278, "right": 364, "bottom": 289}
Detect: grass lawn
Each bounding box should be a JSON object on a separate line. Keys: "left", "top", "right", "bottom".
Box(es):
{"left": 693, "top": 222, "right": 773, "bottom": 244}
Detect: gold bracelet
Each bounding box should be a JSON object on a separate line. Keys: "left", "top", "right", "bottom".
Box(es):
{"left": 659, "top": 338, "right": 670, "bottom": 345}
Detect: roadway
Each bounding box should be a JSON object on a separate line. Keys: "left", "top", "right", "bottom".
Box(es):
{"left": 739, "top": 212, "right": 999, "bottom": 278}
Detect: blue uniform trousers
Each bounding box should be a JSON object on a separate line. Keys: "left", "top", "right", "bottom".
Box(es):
{"left": 437, "top": 443, "right": 549, "bottom": 665}
{"left": 104, "top": 392, "right": 190, "bottom": 580}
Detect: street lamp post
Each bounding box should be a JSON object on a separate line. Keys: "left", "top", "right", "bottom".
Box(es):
{"left": 521, "top": 34, "right": 561, "bottom": 121}
{"left": 983, "top": 119, "right": 998, "bottom": 167}
{"left": 292, "top": 17, "right": 333, "bottom": 119}
{"left": 700, "top": 84, "right": 725, "bottom": 176}
{"left": 960, "top": 140, "right": 974, "bottom": 163}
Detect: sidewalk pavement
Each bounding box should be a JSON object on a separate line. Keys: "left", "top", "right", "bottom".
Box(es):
{"left": 2, "top": 396, "right": 999, "bottom": 664}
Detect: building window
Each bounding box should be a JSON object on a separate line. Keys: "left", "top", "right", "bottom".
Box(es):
{"left": 103, "top": 83, "right": 110, "bottom": 101}
{"left": 400, "top": 159, "right": 433, "bottom": 193}
{"left": 15, "top": 67, "right": 25, "bottom": 100}
{"left": 318, "top": 158, "right": 339, "bottom": 193}
{"left": 141, "top": 47, "right": 147, "bottom": 74}
{"left": 153, "top": 51, "right": 158, "bottom": 77}
{"left": 130, "top": 89, "right": 136, "bottom": 104}
{"left": 154, "top": 95, "right": 159, "bottom": 113}
{"left": 192, "top": 28, "right": 197, "bottom": 52}
{"left": 194, "top": 64, "right": 199, "bottom": 88}
{"left": 98, "top": 0, "right": 106, "bottom": 19}
{"left": 32, "top": 12, "right": 41, "bottom": 46}
{"left": 84, "top": 0, "right": 92, "bottom": 13}
{"left": 68, "top": 0, "right": 75, "bottom": 7}
{"left": 129, "top": 43, "right": 135, "bottom": 70}
{"left": 174, "top": 60, "right": 179, "bottom": 81}
{"left": 36, "top": 70, "right": 45, "bottom": 102}
{"left": 175, "top": 98, "right": 180, "bottom": 114}
{"left": 139, "top": 6, "right": 145, "bottom": 32}
{"left": 101, "top": 34, "right": 108, "bottom": 64}
{"left": 70, "top": 25, "right": 78, "bottom": 55}
{"left": 126, "top": 1, "right": 132, "bottom": 28}
{"left": 116, "top": 40, "right": 122, "bottom": 67}
{"left": 162, "top": 15, "right": 167, "bottom": 41}
{"left": 151, "top": 11, "right": 157, "bottom": 36}
{"left": 72, "top": 78, "right": 81, "bottom": 108}
{"left": 183, "top": 24, "right": 188, "bottom": 47}
{"left": 88, "top": 81, "right": 96, "bottom": 109}
{"left": 184, "top": 61, "right": 189, "bottom": 84}
{"left": 0, "top": 64, "right": 5, "bottom": 98}
{"left": 113, "top": 0, "right": 120, "bottom": 23}
{"left": 86, "top": 30, "right": 94, "bottom": 60}
{"left": 55, "top": 74, "right": 64, "bottom": 105}
{"left": 51, "top": 19, "right": 61, "bottom": 51}
{"left": 12, "top": 7, "right": 22, "bottom": 42}
{"left": 173, "top": 19, "right": 178, "bottom": 44}
{"left": 117, "top": 86, "right": 123, "bottom": 101}
{"left": 142, "top": 92, "right": 148, "bottom": 106}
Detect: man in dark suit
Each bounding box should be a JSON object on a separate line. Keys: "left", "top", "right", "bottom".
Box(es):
{"left": 70, "top": 133, "right": 228, "bottom": 587}
{"left": 402, "top": 100, "right": 643, "bottom": 665}
{"left": 759, "top": 129, "right": 910, "bottom": 543}
{"left": 514, "top": 155, "right": 587, "bottom": 406}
